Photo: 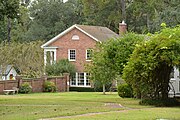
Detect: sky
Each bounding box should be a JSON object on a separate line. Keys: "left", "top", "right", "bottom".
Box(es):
{"left": 63, "top": 0, "right": 68, "bottom": 2}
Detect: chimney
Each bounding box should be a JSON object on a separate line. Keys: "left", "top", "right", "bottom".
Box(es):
{"left": 119, "top": 20, "right": 127, "bottom": 35}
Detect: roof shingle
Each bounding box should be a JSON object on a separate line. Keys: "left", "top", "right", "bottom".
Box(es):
{"left": 76, "top": 25, "right": 119, "bottom": 42}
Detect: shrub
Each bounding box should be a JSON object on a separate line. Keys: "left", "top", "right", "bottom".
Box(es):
{"left": 139, "top": 98, "right": 180, "bottom": 107}
{"left": 117, "top": 84, "right": 133, "bottom": 98}
{"left": 43, "top": 81, "right": 57, "bottom": 92}
{"left": 45, "top": 59, "right": 76, "bottom": 76}
{"left": 19, "top": 82, "right": 32, "bottom": 94}
{"left": 70, "top": 87, "right": 94, "bottom": 92}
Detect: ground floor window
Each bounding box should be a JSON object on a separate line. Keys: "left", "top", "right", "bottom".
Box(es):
{"left": 86, "top": 73, "right": 91, "bottom": 86}
{"left": 78, "top": 73, "right": 84, "bottom": 85}
{"left": 70, "top": 72, "right": 91, "bottom": 87}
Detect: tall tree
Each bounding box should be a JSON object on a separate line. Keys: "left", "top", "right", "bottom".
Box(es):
{"left": 0, "top": 41, "right": 44, "bottom": 77}
{"left": 87, "top": 33, "right": 144, "bottom": 94}
{"left": 25, "top": 0, "right": 83, "bottom": 41}
{"left": 0, "top": 0, "right": 20, "bottom": 44}
{"left": 80, "top": 0, "right": 123, "bottom": 33}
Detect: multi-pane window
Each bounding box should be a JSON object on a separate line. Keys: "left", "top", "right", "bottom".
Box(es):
{"left": 69, "top": 49, "right": 76, "bottom": 61}
{"left": 86, "top": 49, "right": 92, "bottom": 61}
{"left": 71, "top": 74, "right": 76, "bottom": 85}
{"left": 70, "top": 72, "right": 91, "bottom": 87}
{"left": 78, "top": 73, "right": 84, "bottom": 85}
{"left": 86, "top": 73, "right": 91, "bottom": 86}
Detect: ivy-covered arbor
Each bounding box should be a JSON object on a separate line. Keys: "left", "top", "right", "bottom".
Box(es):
{"left": 123, "top": 25, "right": 180, "bottom": 100}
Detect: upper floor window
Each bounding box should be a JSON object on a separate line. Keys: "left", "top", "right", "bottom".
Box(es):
{"left": 68, "top": 49, "right": 76, "bottom": 61}
{"left": 86, "top": 49, "right": 92, "bottom": 61}
{"left": 72, "top": 35, "right": 79, "bottom": 40}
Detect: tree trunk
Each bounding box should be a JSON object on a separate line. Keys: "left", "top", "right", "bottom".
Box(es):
{"left": 157, "top": 63, "right": 172, "bottom": 100}
{"left": 7, "top": 17, "right": 11, "bottom": 45}
{"left": 103, "top": 84, "right": 106, "bottom": 95}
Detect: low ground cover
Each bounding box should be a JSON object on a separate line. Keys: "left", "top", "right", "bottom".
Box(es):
{"left": 0, "top": 92, "right": 179, "bottom": 120}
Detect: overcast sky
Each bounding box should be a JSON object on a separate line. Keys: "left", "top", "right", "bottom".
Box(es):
{"left": 63, "top": 0, "right": 68, "bottom": 2}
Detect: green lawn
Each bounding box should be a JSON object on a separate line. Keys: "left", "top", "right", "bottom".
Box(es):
{"left": 0, "top": 92, "right": 179, "bottom": 120}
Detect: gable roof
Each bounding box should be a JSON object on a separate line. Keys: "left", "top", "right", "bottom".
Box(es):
{"left": 41, "top": 24, "right": 119, "bottom": 48}
{"left": 0, "top": 65, "right": 14, "bottom": 76}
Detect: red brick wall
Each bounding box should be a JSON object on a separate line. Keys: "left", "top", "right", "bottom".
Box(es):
{"left": 0, "top": 74, "right": 69, "bottom": 94}
{"left": 49, "top": 28, "right": 97, "bottom": 72}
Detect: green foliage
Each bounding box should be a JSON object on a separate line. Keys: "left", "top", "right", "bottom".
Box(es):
{"left": 139, "top": 98, "right": 180, "bottom": 107}
{"left": 0, "top": 41, "right": 44, "bottom": 77}
{"left": 70, "top": 87, "right": 94, "bottom": 92}
{"left": 93, "top": 80, "right": 112, "bottom": 92}
{"left": 81, "top": 0, "right": 180, "bottom": 34}
{"left": 80, "top": 0, "right": 122, "bottom": 32}
{"left": 45, "top": 59, "right": 76, "bottom": 76}
{"left": 87, "top": 33, "right": 143, "bottom": 94}
{"left": 43, "top": 81, "right": 57, "bottom": 92}
{"left": 0, "top": 0, "right": 20, "bottom": 20}
{"left": 25, "top": 0, "right": 83, "bottom": 41}
{"left": 19, "top": 82, "right": 32, "bottom": 94}
{"left": 123, "top": 26, "right": 180, "bottom": 100}
{"left": 117, "top": 84, "right": 133, "bottom": 98}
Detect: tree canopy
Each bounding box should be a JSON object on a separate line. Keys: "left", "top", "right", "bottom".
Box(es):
{"left": 0, "top": 41, "right": 44, "bottom": 78}
{"left": 87, "top": 33, "right": 144, "bottom": 94}
{"left": 123, "top": 25, "right": 180, "bottom": 100}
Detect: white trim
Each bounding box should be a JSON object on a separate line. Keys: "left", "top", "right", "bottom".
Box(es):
{"left": 43, "top": 47, "right": 59, "bottom": 49}
{"left": 70, "top": 72, "right": 91, "bottom": 87}
{"left": 75, "top": 26, "right": 99, "bottom": 42}
{"left": 68, "top": 49, "right": 76, "bottom": 61}
{"left": 72, "top": 35, "right": 80, "bottom": 40}
{"left": 44, "top": 47, "right": 57, "bottom": 65}
{"left": 41, "top": 24, "right": 100, "bottom": 48}
{"left": 86, "top": 49, "right": 92, "bottom": 61}
{"left": 70, "top": 85, "right": 91, "bottom": 88}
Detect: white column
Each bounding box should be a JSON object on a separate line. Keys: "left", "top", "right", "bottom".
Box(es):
{"left": 84, "top": 73, "right": 86, "bottom": 87}
{"left": 50, "top": 51, "right": 53, "bottom": 65}
{"left": 54, "top": 50, "right": 57, "bottom": 63}
{"left": 76, "top": 72, "right": 78, "bottom": 86}
{"left": 44, "top": 50, "right": 47, "bottom": 66}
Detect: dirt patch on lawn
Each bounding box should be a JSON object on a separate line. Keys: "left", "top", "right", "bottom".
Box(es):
{"left": 104, "top": 103, "right": 125, "bottom": 108}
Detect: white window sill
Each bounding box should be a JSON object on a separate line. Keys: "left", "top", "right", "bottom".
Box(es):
{"left": 86, "top": 60, "right": 92, "bottom": 62}
{"left": 69, "top": 59, "right": 76, "bottom": 62}
{"left": 70, "top": 85, "right": 91, "bottom": 88}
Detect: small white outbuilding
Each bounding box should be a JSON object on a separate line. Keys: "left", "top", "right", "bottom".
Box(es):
{"left": 0, "top": 65, "right": 17, "bottom": 80}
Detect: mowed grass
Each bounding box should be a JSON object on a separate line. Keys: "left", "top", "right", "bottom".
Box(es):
{"left": 56, "top": 108, "right": 180, "bottom": 120}
{"left": 0, "top": 92, "right": 179, "bottom": 120}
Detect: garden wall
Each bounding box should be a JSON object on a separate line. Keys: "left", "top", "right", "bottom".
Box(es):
{"left": 0, "top": 73, "right": 69, "bottom": 94}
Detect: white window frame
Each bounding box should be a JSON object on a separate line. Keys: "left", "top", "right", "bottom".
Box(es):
{"left": 70, "top": 72, "right": 91, "bottom": 87}
{"left": 68, "top": 49, "right": 76, "bottom": 61}
{"left": 86, "top": 49, "right": 92, "bottom": 61}
{"left": 72, "top": 35, "right": 79, "bottom": 40}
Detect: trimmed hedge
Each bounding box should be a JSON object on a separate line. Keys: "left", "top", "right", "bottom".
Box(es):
{"left": 139, "top": 98, "right": 180, "bottom": 107}
{"left": 43, "top": 81, "right": 57, "bottom": 92}
{"left": 117, "top": 84, "right": 133, "bottom": 98}
{"left": 70, "top": 87, "right": 94, "bottom": 92}
{"left": 19, "top": 82, "right": 32, "bottom": 94}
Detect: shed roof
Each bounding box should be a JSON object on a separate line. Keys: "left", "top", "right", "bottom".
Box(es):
{"left": 0, "top": 65, "right": 13, "bottom": 76}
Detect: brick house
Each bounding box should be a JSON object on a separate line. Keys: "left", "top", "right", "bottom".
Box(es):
{"left": 41, "top": 23, "right": 126, "bottom": 87}
{"left": 41, "top": 22, "right": 180, "bottom": 96}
